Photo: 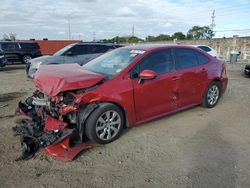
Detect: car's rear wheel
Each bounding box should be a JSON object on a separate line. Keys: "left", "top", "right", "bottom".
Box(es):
{"left": 85, "top": 103, "right": 124, "bottom": 144}
{"left": 22, "top": 55, "right": 32, "bottom": 64}
{"left": 203, "top": 81, "right": 221, "bottom": 108}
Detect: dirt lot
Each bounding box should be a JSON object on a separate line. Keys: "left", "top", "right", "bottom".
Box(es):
{"left": 0, "top": 64, "right": 250, "bottom": 188}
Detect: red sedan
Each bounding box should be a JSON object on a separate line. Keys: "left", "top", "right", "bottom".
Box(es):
{"left": 15, "top": 44, "right": 228, "bottom": 160}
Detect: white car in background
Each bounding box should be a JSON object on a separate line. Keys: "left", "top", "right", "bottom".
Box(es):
{"left": 192, "top": 45, "right": 218, "bottom": 57}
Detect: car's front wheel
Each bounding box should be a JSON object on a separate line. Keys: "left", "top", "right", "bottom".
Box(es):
{"left": 22, "top": 55, "right": 32, "bottom": 64}
{"left": 203, "top": 81, "right": 221, "bottom": 108}
{"left": 85, "top": 103, "right": 124, "bottom": 144}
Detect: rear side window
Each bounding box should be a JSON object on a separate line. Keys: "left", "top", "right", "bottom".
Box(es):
{"left": 87, "top": 45, "right": 107, "bottom": 54}
{"left": 71, "top": 45, "right": 88, "bottom": 55}
{"left": 139, "top": 49, "right": 174, "bottom": 75}
{"left": 19, "top": 43, "right": 40, "bottom": 49}
{"left": 197, "top": 46, "right": 211, "bottom": 52}
{"left": 1, "top": 43, "right": 18, "bottom": 50}
{"left": 174, "top": 48, "right": 198, "bottom": 70}
{"left": 105, "top": 46, "right": 116, "bottom": 51}
{"left": 195, "top": 51, "right": 210, "bottom": 65}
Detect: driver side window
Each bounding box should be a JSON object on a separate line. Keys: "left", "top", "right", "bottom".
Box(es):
{"left": 138, "top": 49, "right": 174, "bottom": 75}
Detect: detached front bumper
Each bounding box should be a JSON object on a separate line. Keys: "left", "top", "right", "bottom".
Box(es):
{"left": 14, "top": 100, "right": 97, "bottom": 161}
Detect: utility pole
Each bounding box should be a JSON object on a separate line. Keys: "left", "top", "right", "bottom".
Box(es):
{"left": 210, "top": 10, "right": 216, "bottom": 33}
{"left": 68, "top": 14, "right": 71, "bottom": 40}
{"left": 132, "top": 24, "right": 135, "bottom": 37}
{"left": 93, "top": 32, "right": 96, "bottom": 42}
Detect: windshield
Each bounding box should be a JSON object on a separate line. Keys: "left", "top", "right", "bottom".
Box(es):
{"left": 82, "top": 48, "right": 145, "bottom": 76}
{"left": 53, "top": 44, "right": 75, "bottom": 56}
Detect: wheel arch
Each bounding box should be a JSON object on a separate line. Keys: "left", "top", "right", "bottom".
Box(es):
{"left": 22, "top": 54, "right": 32, "bottom": 58}
{"left": 77, "top": 101, "right": 129, "bottom": 140}
{"left": 210, "top": 78, "right": 222, "bottom": 92}
{"left": 201, "top": 78, "right": 222, "bottom": 104}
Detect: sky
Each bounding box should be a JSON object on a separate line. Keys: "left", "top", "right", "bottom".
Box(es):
{"left": 0, "top": 0, "right": 250, "bottom": 41}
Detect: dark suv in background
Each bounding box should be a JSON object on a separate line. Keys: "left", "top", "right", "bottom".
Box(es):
{"left": 0, "top": 41, "right": 42, "bottom": 64}
{"left": 0, "top": 49, "right": 7, "bottom": 67}
{"left": 26, "top": 42, "right": 123, "bottom": 78}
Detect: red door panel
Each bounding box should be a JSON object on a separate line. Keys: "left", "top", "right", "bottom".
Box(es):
{"left": 174, "top": 68, "right": 200, "bottom": 107}
{"left": 173, "top": 48, "right": 209, "bottom": 108}
{"left": 132, "top": 72, "right": 177, "bottom": 122}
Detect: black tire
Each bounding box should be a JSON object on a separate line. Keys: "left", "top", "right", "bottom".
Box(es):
{"left": 85, "top": 103, "right": 124, "bottom": 144}
{"left": 0, "top": 62, "right": 5, "bottom": 67}
{"left": 202, "top": 81, "right": 221, "bottom": 108}
{"left": 22, "top": 55, "right": 32, "bottom": 64}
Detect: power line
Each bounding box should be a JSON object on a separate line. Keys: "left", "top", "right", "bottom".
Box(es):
{"left": 215, "top": 28, "right": 250, "bottom": 32}
{"left": 174, "top": 4, "right": 250, "bottom": 19}
{"left": 93, "top": 32, "right": 96, "bottom": 41}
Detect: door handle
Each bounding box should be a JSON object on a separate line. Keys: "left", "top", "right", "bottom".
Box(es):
{"left": 172, "top": 76, "right": 181, "bottom": 81}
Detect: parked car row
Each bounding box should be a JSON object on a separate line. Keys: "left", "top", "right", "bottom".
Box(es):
{"left": 0, "top": 50, "right": 7, "bottom": 67}
{"left": 15, "top": 44, "right": 228, "bottom": 160}
{"left": 26, "top": 42, "right": 122, "bottom": 78}
{"left": 0, "top": 40, "right": 219, "bottom": 73}
{"left": 0, "top": 41, "right": 42, "bottom": 64}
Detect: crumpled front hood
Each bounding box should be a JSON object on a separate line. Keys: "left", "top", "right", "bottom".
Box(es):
{"left": 33, "top": 64, "right": 105, "bottom": 96}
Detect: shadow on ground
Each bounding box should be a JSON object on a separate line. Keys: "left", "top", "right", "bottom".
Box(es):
{"left": 0, "top": 64, "right": 25, "bottom": 72}
{"left": 0, "top": 92, "right": 27, "bottom": 102}
{"left": 188, "top": 124, "right": 237, "bottom": 188}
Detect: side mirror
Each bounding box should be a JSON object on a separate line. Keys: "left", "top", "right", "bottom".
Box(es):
{"left": 65, "top": 51, "right": 73, "bottom": 56}
{"left": 139, "top": 70, "right": 157, "bottom": 83}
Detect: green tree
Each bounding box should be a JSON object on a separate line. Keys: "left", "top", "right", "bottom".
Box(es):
{"left": 172, "top": 32, "right": 186, "bottom": 40}
{"left": 101, "top": 36, "right": 144, "bottom": 43}
{"left": 146, "top": 34, "right": 172, "bottom": 42}
{"left": 145, "top": 35, "right": 156, "bottom": 42}
{"left": 155, "top": 34, "right": 172, "bottom": 41}
{"left": 127, "top": 36, "right": 144, "bottom": 43}
{"left": 187, "top": 26, "right": 214, "bottom": 39}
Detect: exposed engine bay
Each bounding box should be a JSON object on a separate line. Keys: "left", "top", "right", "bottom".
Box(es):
{"left": 14, "top": 90, "right": 98, "bottom": 161}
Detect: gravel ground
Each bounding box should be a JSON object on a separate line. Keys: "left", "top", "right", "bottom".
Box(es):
{"left": 0, "top": 63, "right": 250, "bottom": 188}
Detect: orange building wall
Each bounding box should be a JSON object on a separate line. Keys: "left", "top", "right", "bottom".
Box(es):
{"left": 20, "top": 40, "right": 81, "bottom": 55}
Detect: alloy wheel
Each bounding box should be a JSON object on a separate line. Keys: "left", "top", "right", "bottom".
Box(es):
{"left": 95, "top": 110, "right": 121, "bottom": 141}
{"left": 207, "top": 85, "right": 219, "bottom": 105}
{"left": 23, "top": 55, "right": 31, "bottom": 64}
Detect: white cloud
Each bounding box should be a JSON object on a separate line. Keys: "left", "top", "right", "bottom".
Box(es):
{"left": 58, "top": 31, "right": 66, "bottom": 35}
{"left": 164, "top": 22, "right": 173, "bottom": 27}
{"left": 116, "top": 7, "right": 136, "bottom": 17}
{"left": 0, "top": 0, "right": 249, "bottom": 40}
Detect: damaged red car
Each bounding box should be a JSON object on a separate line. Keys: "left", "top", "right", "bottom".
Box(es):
{"left": 14, "top": 44, "right": 228, "bottom": 161}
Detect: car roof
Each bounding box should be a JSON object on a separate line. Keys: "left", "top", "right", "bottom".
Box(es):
{"left": 78, "top": 42, "right": 123, "bottom": 46}
{"left": 0, "top": 41, "right": 37, "bottom": 44}
{"left": 191, "top": 45, "right": 211, "bottom": 47}
{"left": 122, "top": 44, "right": 197, "bottom": 51}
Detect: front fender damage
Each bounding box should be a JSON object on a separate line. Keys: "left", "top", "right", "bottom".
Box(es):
{"left": 13, "top": 97, "right": 99, "bottom": 161}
